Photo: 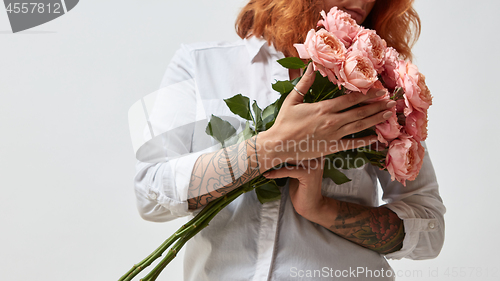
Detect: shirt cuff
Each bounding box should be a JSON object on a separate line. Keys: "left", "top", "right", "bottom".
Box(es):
{"left": 383, "top": 201, "right": 440, "bottom": 260}
{"left": 160, "top": 150, "right": 206, "bottom": 217}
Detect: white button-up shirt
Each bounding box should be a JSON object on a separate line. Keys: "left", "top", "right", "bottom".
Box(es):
{"left": 134, "top": 36, "right": 446, "bottom": 281}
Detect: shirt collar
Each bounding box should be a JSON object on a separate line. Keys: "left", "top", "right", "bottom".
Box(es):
{"left": 244, "top": 36, "right": 281, "bottom": 63}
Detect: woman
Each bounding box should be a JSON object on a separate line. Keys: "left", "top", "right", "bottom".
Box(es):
{"left": 134, "top": 0, "right": 445, "bottom": 280}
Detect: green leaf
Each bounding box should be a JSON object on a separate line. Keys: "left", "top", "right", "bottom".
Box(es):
{"left": 205, "top": 115, "right": 237, "bottom": 145}
{"left": 351, "top": 152, "right": 370, "bottom": 168}
{"left": 306, "top": 71, "right": 341, "bottom": 103}
{"left": 252, "top": 100, "right": 263, "bottom": 132}
{"left": 255, "top": 180, "right": 281, "bottom": 204}
{"left": 264, "top": 120, "right": 275, "bottom": 130}
{"left": 325, "top": 154, "right": 347, "bottom": 170}
{"left": 272, "top": 80, "right": 295, "bottom": 94}
{"left": 261, "top": 101, "right": 277, "bottom": 131}
{"left": 362, "top": 147, "right": 388, "bottom": 157}
{"left": 274, "top": 177, "right": 288, "bottom": 187}
{"left": 310, "top": 72, "right": 331, "bottom": 95}
{"left": 323, "top": 166, "right": 352, "bottom": 185}
{"left": 291, "top": 76, "right": 301, "bottom": 86}
{"left": 242, "top": 121, "right": 255, "bottom": 140}
{"left": 277, "top": 57, "right": 307, "bottom": 69}
{"left": 275, "top": 90, "right": 290, "bottom": 114}
{"left": 362, "top": 151, "right": 386, "bottom": 169}
{"left": 262, "top": 101, "right": 276, "bottom": 124}
{"left": 224, "top": 94, "right": 252, "bottom": 120}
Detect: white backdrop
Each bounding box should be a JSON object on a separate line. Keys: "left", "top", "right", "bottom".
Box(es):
{"left": 1, "top": 1, "right": 499, "bottom": 280}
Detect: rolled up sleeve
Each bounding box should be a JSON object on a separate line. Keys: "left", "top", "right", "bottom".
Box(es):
{"left": 376, "top": 142, "right": 446, "bottom": 260}
{"left": 133, "top": 45, "right": 203, "bottom": 222}
{"left": 134, "top": 152, "right": 204, "bottom": 222}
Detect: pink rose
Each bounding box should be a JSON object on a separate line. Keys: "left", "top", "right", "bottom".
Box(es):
{"left": 294, "top": 29, "right": 346, "bottom": 83}
{"left": 400, "top": 74, "right": 432, "bottom": 117}
{"left": 385, "top": 135, "right": 425, "bottom": 186}
{"left": 417, "top": 73, "right": 433, "bottom": 108}
{"left": 376, "top": 106, "right": 402, "bottom": 145}
{"left": 396, "top": 60, "right": 419, "bottom": 85}
{"left": 394, "top": 61, "right": 431, "bottom": 116}
{"left": 405, "top": 110, "right": 428, "bottom": 142}
{"left": 399, "top": 74, "right": 420, "bottom": 116}
{"left": 338, "top": 50, "right": 378, "bottom": 94}
{"left": 317, "top": 7, "right": 361, "bottom": 48}
{"left": 381, "top": 47, "right": 400, "bottom": 90}
{"left": 401, "top": 73, "right": 432, "bottom": 142}
{"left": 395, "top": 98, "right": 406, "bottom": 114}
{"left": 372, "top": 80, "right": 385, "bottom": 90}
{"left": 351, "top": 29, "right": 387, "bottom": 73}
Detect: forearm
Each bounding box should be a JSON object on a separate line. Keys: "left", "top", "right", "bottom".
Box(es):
{"left": 187, "top": 133, "right": 277, "bottom": 210}
{"left": 308, "top": 198, "right": 405, "bottom": 255}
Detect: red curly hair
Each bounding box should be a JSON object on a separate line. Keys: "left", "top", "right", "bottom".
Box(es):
{"left": 235, "top": 0, "right": 421, "bottom": 60}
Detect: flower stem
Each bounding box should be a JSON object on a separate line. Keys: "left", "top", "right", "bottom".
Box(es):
{"left": 141, "top": 188, "right": 247, "bottom": 281}
{"left": 118, "top": 230, "right": 182, "bottom": 281}
{"left": 118, "top": 191, "right": 231, "bottom": 281}
{"left": 251, "top": 176, "right": 270, "bottom": 187}
{"left": 119, "top": 181, "right": 261, "bottom": 281}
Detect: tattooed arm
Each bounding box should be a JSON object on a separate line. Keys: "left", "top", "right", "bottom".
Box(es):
{"left": 187, "top": 134, "right": 276, "bottom": 210}
{"left": 312, "top": 198, "right": 404, "bottom": 255}
{"left": 263, "top": 162, "right": 404, "bottom": 255}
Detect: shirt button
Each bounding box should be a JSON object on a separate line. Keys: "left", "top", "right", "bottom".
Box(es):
{"left": 150, "top": 191, "right": 158, "bottom": 200}
{"left": 428, "top": 222, "right": 435, "bottom": 229}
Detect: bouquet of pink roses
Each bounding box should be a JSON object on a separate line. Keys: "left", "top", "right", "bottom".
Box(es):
{"left": 291, "top": 7, "right": 432, "bottom": 185}
{"left": 119, "top": 7, "right": 432, "bottom": 281}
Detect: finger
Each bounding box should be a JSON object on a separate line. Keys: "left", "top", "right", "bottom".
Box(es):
{"left": 337, "top": 109, "right": 393, "bottom": 136}
{"left": 264, "top": 158, "right": 324, "bottom": 179}
{"left": 263, "top": 165, "right": 309, "bottom": 180}
{"left": 298, "top": 158, "right": 325, "bottom": 172}
{"left": 336, "top": 99, "right": 396, "bottom": 124}
{"left": 323, "top": 87, "right": 388, "bottom": 113}
{"left": 287, "top": 63, "right": 315, "bottom": 104}
{"left": 327, "top": 136, "right": 378, "bottom": 153}
{"left": 287, "top": 158, "right": 324, "bottom": 169}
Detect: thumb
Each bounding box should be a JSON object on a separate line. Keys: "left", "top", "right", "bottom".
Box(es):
{"left": 286, "top": 63, "right": 315, "bottom": 104}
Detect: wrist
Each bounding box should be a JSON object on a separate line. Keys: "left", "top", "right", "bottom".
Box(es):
{"left": 305, "top": 196, "right": 337, "bottom": 226}
{"left": 255, "top": 130, "right": 283, "bottom": 173}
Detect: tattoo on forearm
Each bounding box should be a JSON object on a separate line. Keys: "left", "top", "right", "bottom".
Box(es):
{"left": 187, "top": 136, "right": 261, "bottom": 210}
{"left": 329, "top": 201, "right": 405, "bottom": 254}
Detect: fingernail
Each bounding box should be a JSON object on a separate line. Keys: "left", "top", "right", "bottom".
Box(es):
{"left": 382, "top": 110, "right": 393, "bottom": 119}
{"left": 376, "top": 90, "right": 386, "bottom": 97}
{"left": 386, "top": 100, "right": 396, "bottom": 108}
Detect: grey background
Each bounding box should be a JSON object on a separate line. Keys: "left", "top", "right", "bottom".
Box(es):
{"left": 1, "top": 0, "right": 499, "bottom": 280}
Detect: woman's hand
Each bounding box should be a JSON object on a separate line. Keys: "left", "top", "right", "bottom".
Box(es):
{"left": 263, "top": 159, "right": 326, "bottom": 221}
{"left": 263, "top": 159, "right": 405, "bottom": 254}
{"left": 257, "top": 64, "right": 396, "bottom": 170}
